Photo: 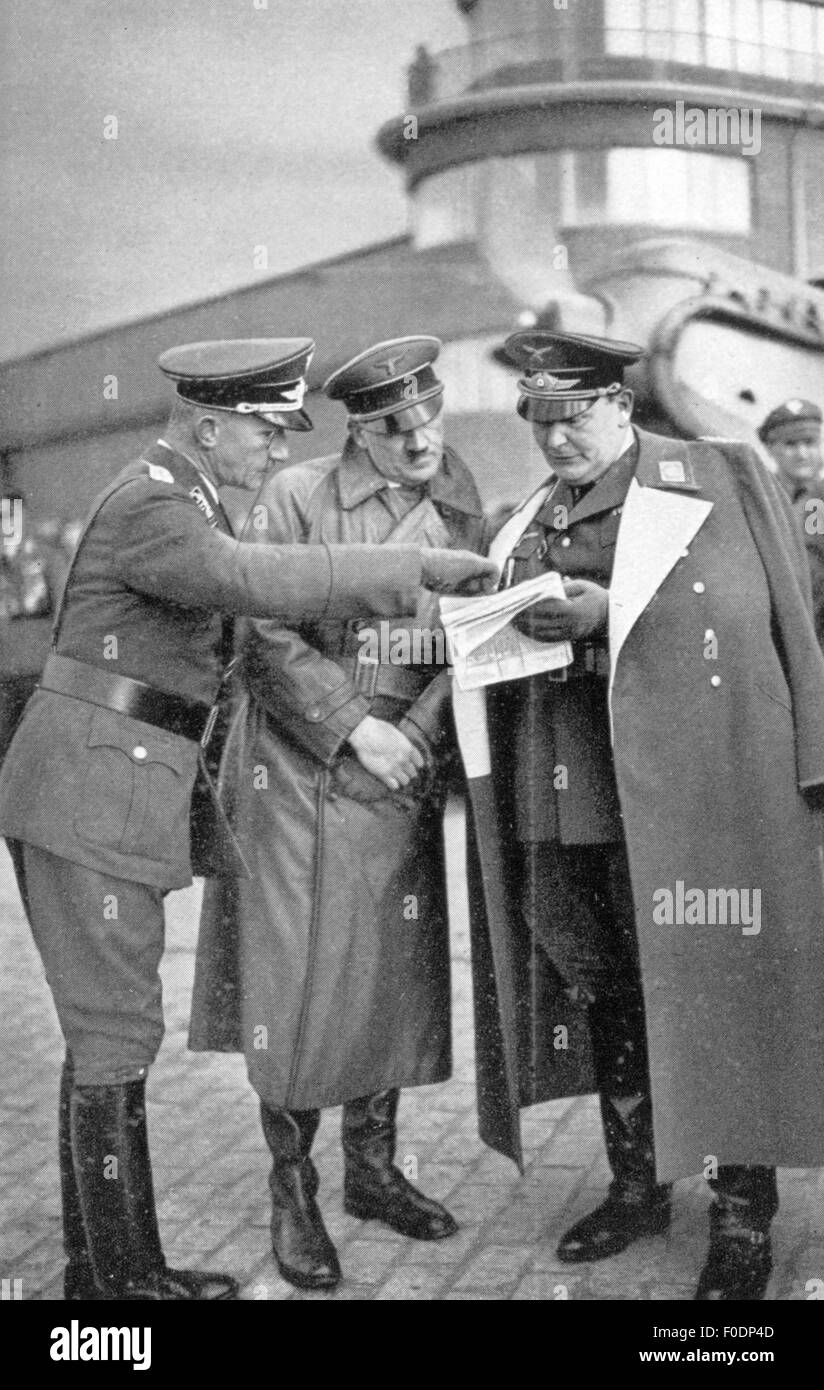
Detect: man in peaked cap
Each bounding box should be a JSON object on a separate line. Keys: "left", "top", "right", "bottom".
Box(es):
{"left": 0, "top": 338, "right": 495, "bottom": 1302}
{"left": 458, "top": 331, "right": 824, "bottom": 1300}
{"left": 190, "top": 336, "right": 486, "bottom": 1290}
{"left": 759, "top": 399, "right": 824, "bottom": 646}
{"left": 758, "top": 398, "right": 823, "bottom": 494}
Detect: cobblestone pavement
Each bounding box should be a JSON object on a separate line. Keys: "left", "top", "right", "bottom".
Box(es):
{"left": 2, "top": 808, "right": 822, "bottom": 1303}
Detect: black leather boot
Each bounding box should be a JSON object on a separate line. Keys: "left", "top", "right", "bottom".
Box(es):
{"left": 557, "top": 1092, "right": 672, "bottom": 1261}
{"left": 342, "top": 1089, "right": 458, "bottom": 1240}
{"left": 59, "top": 1054, "right": 96, "bottom": 1300}
{"left": 260, "top": 1104, "right": 340, "bottom": 1291}
{"left": 695, "top": 1166, "right": 778, "bottom": 1301}
{"left": 557, "top": 994, "right": 671, "bottom": 1263}
{"left": 71, "top": 1079, "right": 237, "bottom": 1300}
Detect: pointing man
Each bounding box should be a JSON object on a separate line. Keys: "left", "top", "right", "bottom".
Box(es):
{"left": 0, "top": 338, "right": 495, "bottom": 1301}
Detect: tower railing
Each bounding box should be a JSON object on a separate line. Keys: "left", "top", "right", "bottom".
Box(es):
{"left": 412, "top": 24, "right": 824, "bottom": 104}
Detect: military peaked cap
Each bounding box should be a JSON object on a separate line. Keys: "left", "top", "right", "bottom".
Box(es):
{"left": 323, "top": 336, "right": 444, "bottom": 431}
{"left": 503, "top": 331, "right": 643, "bottom": 422}
{"left": 157, "top": 338, "right": 315, "bottom": 431}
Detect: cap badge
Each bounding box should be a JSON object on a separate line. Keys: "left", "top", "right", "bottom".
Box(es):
{"left": 787, "top": 400, "right": 804, "bottom": 414}
{"left": 234, "top": 379, "right": 307, "bottom": 413}
{"left": 374, "top": 351, "right": 407, "bottom": 377}
{"left": 532, "top": 373, "right": 581, "bottom": 392}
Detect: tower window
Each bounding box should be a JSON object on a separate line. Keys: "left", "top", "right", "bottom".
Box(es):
{"left": 605, "top": 0, "right": 824, "bottom": 83}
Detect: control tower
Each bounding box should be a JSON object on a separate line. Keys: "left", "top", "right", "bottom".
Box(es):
{"left": 378, "top": 0, "right": 824, "bottom": 452}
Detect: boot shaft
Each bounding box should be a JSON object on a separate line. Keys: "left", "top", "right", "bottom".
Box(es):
{"left": 341, "top": 1088, "right": 399, "bottom": 1177}
{"left": 70, "top": 1079, "right": 164, "bottom": 1292}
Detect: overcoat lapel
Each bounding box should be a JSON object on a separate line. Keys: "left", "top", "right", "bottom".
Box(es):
{"left": 608, "top": 439, "right": 713, "bottom": 693}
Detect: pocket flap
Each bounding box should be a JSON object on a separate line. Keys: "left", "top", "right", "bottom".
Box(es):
{"left": 86, "top": 706, "right": 193, "bottom": 774}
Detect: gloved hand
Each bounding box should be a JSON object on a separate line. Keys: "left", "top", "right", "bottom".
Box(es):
{"left": 420, "top": 548, "right": 499, "bottom": 595}
{"left": 513, "top": 578, "right": 609, "bottom": 643}
{"left": 331, "top": 756, "right": 392, "bottom": 804}
{"left": 396, "top": 714, "right": 438, "bottom": 798}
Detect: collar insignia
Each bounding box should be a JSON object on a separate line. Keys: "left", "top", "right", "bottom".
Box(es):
{"left": 189, "top": 484, "right": 218, "bottom": 527}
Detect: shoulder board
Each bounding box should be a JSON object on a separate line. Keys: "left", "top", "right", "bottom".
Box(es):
{"left": 146, "top": 462, "right": 176, "bottom": 484}
{"left": 698, "top": 436, "right": 743, "bottom": 444}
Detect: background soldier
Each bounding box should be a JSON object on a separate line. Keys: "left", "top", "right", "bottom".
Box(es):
{"left": 758, "top": 398, "right": 824, "bottom": 647}
{"left": 190, "top": 337, "right": 486, "bottom": 1290}
{"left": 0, "top": 337, "right": 494, "bottom": 1302}
{"left": 0, "top": 501, "right": 73, "bottom": 763}
{"left": 462, "top": 332, "right": 824, "bottom": 1301}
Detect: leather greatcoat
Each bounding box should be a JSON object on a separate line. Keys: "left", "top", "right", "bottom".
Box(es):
{"left": 189, "top": 442, "right": 486, "bottom": 1110}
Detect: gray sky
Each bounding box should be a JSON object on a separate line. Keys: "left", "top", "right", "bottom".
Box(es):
{"left": 0, "top": 0, "right": 463, "bottom": 361}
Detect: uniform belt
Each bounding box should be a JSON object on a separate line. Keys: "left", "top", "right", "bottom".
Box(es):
{"left": 337, "top": 654, "right": 431, "bottom": 702}
{"left": 39, "top": 653, "right": 213, "bottom": 744}
{"left": 548, "top": 641, "right": 610, "bottom": 682}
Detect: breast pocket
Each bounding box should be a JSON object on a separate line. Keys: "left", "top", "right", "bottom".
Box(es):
{"left": 74, "top": 707, "right": 197, "bottom": 862}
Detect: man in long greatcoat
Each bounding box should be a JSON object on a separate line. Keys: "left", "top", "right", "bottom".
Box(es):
{"left": 191, "top": 337, "right": 486, "bottom": 1291}
{"left": 456, "top": 331, "right": 824, "bottom": 1301}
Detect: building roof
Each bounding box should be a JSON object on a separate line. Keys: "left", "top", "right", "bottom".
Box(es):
{"left": 0, "top": 238, "right": 521, "bottom": 451}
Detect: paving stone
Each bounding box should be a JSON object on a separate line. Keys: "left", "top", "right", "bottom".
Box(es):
{"left": 1, "top": 838, "right": 821, "bottom": 1304}
{"left": 454, "top": 1243, "right": 533, "bottom": 1291}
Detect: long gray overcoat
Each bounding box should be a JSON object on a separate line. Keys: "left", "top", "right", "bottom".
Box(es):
{"left": 456, "top": 430, "right": 824, "bottom": 1181}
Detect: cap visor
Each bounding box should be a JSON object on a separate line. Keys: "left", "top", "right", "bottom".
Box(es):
{"left": 762, "top": 424, "right": 821, "bottom": 444}
{"left": 256, "top": 408, "right": 313, "bottom": 432}
{"left": 518, "top": 396, "right": 594, "bottom": 423}
{"left": 361, "top": 393, "right": 444, "bottom": 433}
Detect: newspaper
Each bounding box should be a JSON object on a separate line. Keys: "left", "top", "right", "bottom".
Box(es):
{"left": 440, "top": 571, "right": 573, "bottom": 691}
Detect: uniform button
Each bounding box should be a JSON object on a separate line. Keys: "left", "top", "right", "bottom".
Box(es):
{"left": 132, "top": 745, "right": 148, "bottom": 760}
{"left": 560, "top": 536, "right": 572, "bottom": 548}
{"left": 306, "top": 708, "right": 321, "bottom": 721}
{"left": 681, "top": 549, "right": 690, "bottom": 558}
{"left": 693, "top": 581, "right": 705, "bottom": 594}
{"left": 710, "top": 675, "right": 721, "bottom": 688}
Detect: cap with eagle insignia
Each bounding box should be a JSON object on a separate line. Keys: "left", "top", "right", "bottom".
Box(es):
{"left": 502, "top": 331, "right": 643, "bottom": 422}
{"left": 323, "top": 336, "right": 444, "bottom": 431}
{"left": 758, "top": 398, "right": 822, "bottom": 443}
{"left": 157, "top": 338, "right": 315, "bottom": 431}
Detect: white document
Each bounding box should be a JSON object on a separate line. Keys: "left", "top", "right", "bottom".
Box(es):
{"left": 440, "top": 571, "right": 573, "bottom": 691}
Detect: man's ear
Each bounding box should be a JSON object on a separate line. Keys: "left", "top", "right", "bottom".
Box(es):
{"left": 194, "top": 414, "right": 219, "bottom": 449}
{"left": 617, "top": 388, "right": 634, "bottom": 423}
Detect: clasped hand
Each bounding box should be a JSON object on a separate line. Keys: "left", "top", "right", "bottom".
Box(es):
{"left": 512, "top": 578, "right": 609, "bottom": 643}
{"left": 347, "top": 714, "right": 424, "bottom": 792}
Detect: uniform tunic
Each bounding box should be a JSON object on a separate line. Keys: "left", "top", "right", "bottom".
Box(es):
{"left": 0, "top": 441, "right": 428, "bottom": 1084}
{"left": 782, "top": 474, "right": 824, "bottom": 650}
{"left": 506, "top": 436, "right": 643, "bottom": 1067}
